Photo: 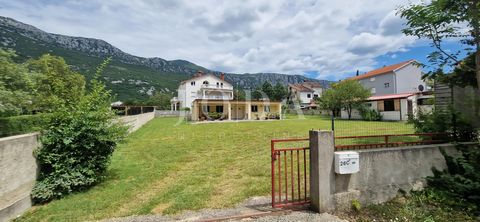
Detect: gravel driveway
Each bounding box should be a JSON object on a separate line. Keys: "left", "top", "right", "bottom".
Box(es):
{"left": 104, "top": 197, "right": 347, "bottom": 222}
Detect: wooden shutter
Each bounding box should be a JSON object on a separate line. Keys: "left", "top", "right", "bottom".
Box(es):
{"left": 394, "top": 99, "right": 400, "bottom": 111}
{"left": 377, "top": 101, "right": 384, "bottom": 111}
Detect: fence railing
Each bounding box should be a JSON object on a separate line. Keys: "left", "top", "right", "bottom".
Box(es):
{"left": 334, "top": 133, "right": 449, "bottom": 150}
{"left": 271, "top": 138, "right": 310, "bottom": 208}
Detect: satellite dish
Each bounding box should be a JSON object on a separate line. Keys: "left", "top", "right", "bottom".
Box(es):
{"left": 418, "top": 85, "right": 424, "bottom": 92}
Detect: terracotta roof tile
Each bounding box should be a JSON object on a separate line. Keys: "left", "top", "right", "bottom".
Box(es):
{"left": 350, "top": 60, "right": 415, "bottom": 80}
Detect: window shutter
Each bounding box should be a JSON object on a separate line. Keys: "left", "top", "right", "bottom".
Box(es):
{"left": 394, "top": 99, "right": 400, "bottom": 111}
{"left": 378, "top": 101, "right": 384, "bottom": 111}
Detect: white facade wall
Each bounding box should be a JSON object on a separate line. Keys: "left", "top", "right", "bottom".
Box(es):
{"left": 394, "top": 63, "right": 426, "bottom": 94}
{"left": 298, "top": 92, "right": 313, "bottom": 104}
{"left": 177, "top": 75, "right": 233, "bottom": 109}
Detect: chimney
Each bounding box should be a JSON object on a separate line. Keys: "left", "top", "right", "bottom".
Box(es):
{"left": 220, "top": 73, "right": 225, "bottom": 81}
{"left": 356, "top": 70, "right": 359, "bottom": 76}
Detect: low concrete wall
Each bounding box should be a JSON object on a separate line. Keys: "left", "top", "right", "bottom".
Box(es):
{"left": 119, "top": 112, "right": 155, "bottom": 133}
{"left": 0, "top": 133, "right": 39, "bottom": 222}
{"left": 155, "top": 110, "right": 191, "bottom": 117}
{"left": 309, "top": 130, "right": 469, "bottom": 212}
{"left": 333, "top": 144, "right": 459, "bottom": 210}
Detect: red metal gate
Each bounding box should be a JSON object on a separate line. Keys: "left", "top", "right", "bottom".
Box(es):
{"left": 271, "top": 138, "right": 310, "bottom": 208}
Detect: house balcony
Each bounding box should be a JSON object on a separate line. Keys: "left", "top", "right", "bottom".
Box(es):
{"left": 198, "top": 89, "right": 233, "bottom": 100}
{"left": 200, "top": 84, "right": 232, "bottom": 90}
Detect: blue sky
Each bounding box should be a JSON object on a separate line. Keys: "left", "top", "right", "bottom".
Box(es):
{"left": 0, "top": 0, "right": 465, "bottom": 81}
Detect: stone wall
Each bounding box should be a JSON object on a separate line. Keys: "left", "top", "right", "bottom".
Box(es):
{"left": 308, "top": 130, "right": 471, "bottom": 212}
{"left": 333, "top": 143, "right": 460, "bottom": 210}
{"left": 119, "top": 112, "right": 155, "bottom": 133}
{"left": 0, "top": 133, "right": 39, "bottom": 222}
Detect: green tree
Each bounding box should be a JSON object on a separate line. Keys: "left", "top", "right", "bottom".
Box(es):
{"left": 0, "top": 49, "right": 33, "bottom": 116}
{"left": 398, "top": 0, "right": 480, "bottom": 89}
{"left": 146, "top": 92, "right": 172, "bottom": 109}
{"left": 273, "top": 82, "right": 287, "bottom": 101}
{"left": 252, "top": 87, "right": 263, "bottom": 100}
{"left": 318, "top": 80, "right": 371, "bottom": 119}
{"left": 317, "top": 88, "right": 342, "bottom": 116}
{"left": 32, "top": 58, "right": 127, "bottom": 203}
{"left": 233, "top": 88, "right": 246, "bottom": 100}
{"left": 261, "top": 81, "right": 274, "bottom": 99}
{"left": 27, "top": 54, "right": 86, "bottom": 112}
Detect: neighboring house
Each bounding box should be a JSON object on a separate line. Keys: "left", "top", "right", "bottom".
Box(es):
{"left": 350, "top": 59, "right": 427, "bottom": 96}
{"left": 341, "top": 60, "right": 433, "bottom": 121}
{"left": 171, "top": 71, "right": 282, "bottom": 121}
{"left": 287, "top": 82, "right": 324, "bottom": 109}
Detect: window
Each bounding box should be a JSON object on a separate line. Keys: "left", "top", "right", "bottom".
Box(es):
{"left": 251, "top": 105, "right": 258, "bottom": 112}
{"left": 384, "top": 100, "right": 395, "bottom": 111}
{"left": 202, "top": 105, "right": 210, "bottom": 113}
{"left": 215, "top": 105, "right": 223, "bottom": 113}
{"left": 371, "top": 88, "right": 376, "bottom": 94}
{"left": 216, "top": 82, "right": 219, "bottom": 87}
{"left": 307, "top": 94, "right": 311, "bottom": 98}
{"left": 190, "top": 81, "right": 195, "bottom": 86}
{"left": 264, "top": 105, "right": 270, "bottom": 112}
{"left": 370, "top": 77, "right": 375, "bottom": 82}
{"left": 203, "top": 81, "right": 209, "bottom": 85}
{"left": 313, "top": 94, "right": 319, "bottom": 98}
{"left": 384, "top": 83, "right": 390, "bottom": 88}
{"left": 221, "top": 83, "right": 224, "bottom": 88}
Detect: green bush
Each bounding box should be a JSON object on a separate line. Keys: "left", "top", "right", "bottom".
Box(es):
{"left": 428, "top": 144, "right": 480, "bottom": 215}
{"left": 207, "top": 112, "right": 222, "bottom": 120}
{"left": 358, "top": 106, "right": 382, "bottom": 121}
{"left": 0, "top": 114, "right": 48, "bottom": 137}
{"left": 267, "top": 112, "right": 280, "bottom": 119}
{"left": 31, "top": 60, "right": 127, "bottom": 203}
{"left": 408, "top": 108, "right": 477, "bottom": 142}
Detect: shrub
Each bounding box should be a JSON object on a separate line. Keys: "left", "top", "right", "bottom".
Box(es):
{"left": 358, "top": 106, "right": 382, "bottom": 121}
{"left": 428, "top": 144, "right": 480, "bottom": 215}
{"left": 31, "top": 59, "right": 127, "bottom": 203}
{"left": 207, "top": 112, "right": 222, "bottom": 120}
{"left": 408, "top": 108, "right": 478, "bottom": 142}
{"left": 267, "top": 112, "right": 280, "bottom": 119}
{"left": 0, "top": 114, "right": 48, "bottom": 137}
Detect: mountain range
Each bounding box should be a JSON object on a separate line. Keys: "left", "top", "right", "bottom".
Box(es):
{"left": 0, "top": 16, "right": 330, "bottom": 101}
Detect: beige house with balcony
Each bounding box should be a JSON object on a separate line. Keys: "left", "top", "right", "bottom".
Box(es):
{"left": 171, "top": 71, "right": 282, "bottom": 121}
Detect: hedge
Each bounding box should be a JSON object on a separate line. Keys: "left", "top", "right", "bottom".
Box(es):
{"left": 0, "top": 114, "right": 48, "bottom": 137}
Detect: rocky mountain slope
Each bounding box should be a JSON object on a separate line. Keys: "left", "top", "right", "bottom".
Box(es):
{"left": 0, "top": 16, "right": 330, "bottom": 101}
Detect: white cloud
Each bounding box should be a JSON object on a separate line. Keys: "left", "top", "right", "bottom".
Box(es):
{"left": 0, "top": 0, "right": 419, "bottom": 80}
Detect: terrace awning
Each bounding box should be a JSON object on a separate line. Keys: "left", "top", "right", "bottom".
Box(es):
{"left": 367, "top": 93, "right": 414, "bottom": 101}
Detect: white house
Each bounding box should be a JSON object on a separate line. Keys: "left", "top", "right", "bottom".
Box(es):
{"left": 287, "top": 82, "right": 324, "bottom": 109}
{"left": 171, "top": 71, "right": 234, "bottom": 111}
{"left": 341, "top": 60, "right": 433, "bottom": 121}
{"left": 171, "top": 71, "right": 282, "bottom": 121}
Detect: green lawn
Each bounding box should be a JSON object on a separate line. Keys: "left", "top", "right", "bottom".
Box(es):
{"left": 18, "top": 115, "right": 414, "bottom": 222}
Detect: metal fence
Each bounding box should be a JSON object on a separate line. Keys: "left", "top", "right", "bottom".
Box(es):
{"left": 271, "top": 138, "right": 310, "bottom": 208}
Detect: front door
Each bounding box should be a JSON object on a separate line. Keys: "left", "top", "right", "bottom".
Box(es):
{"left": 232, "top": 105, "right": 245, "bottom": 120}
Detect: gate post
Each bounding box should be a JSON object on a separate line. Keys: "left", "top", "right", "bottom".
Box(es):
{"left": 309, "top": 130, "right": 335, "bottom": 212}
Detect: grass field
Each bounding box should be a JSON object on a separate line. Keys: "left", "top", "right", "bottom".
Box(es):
{"left": 19, "top": 115, "right": 414, "bottom": 222}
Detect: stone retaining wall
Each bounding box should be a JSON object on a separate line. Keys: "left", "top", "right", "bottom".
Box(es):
{"left": 0, "top": 133, "right": 39, "bottom": 222}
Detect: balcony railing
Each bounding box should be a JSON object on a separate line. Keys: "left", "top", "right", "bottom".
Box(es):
{"left": 201, "top": 95, "right": 232, "bottom": 100}
{"left": 200, "top": 84, "right": 232, "bottom": 90}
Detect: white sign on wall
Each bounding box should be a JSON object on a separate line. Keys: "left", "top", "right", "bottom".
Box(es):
{"left": 334, "top": 151, "right": 359, "bottom": 174}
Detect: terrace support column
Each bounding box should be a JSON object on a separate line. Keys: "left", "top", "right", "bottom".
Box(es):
{"left": 247, "top": 102, "right": 251, "bottom": 120}
{"left": 278, "top": 103, "right": 282, "bottom": 119}
{"left": 309, "top": 130, "right": 335, "bottom": 213}
{"left": 227, "top": 102, "right": 231, "bottom": 120}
